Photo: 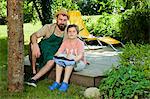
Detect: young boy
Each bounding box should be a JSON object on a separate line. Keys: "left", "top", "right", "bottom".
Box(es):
{"left": 48, "top": 24, "right": 86, "bottom": 92}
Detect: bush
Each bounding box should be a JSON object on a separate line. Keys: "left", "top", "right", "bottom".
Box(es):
{"left": 85, "top": 13, "right": 121, "bottom": 38}
{"left": 23, "top": 1, "right": 38, "bottom": 23}
{"left": 78, "top": 0, "right": 101, "bottom": 15}
{"left": 0, "top": 17, "right": 7, "bottom": 25}
{"left": 119, "top": 8, "right": 150, "bottom": 43}
{"left": 99, "top": 43, "right": 150, "bottom": 99}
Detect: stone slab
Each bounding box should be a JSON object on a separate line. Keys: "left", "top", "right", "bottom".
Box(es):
{"left": 24, "top": 47, "right": 121, "bottom": 87}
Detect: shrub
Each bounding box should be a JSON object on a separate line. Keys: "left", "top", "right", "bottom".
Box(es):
{"left": 119, "top": 8, "right": 150, "bottom": 43}
{"left": 23, "top": 1, "right": 38, "bottom": 23}
{"left": 85, "top": 13, "right": 121, "bottom": 38}
{"left": 0, "top": 17, "right": 7, "bottom": 25}
{"left": 99, "top": 43, "right": 150, "bottom": 99}
{"left": 78, "top": 0, "right": 101, "bottom": 15}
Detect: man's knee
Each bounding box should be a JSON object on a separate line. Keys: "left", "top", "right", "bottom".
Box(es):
{"left": 47, "top": 60, "right": 55, "bottom": 67}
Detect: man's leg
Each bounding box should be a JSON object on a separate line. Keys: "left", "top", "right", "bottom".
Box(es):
{"left": 31, "top": 60, "right": 54, "bottom": 80}
{"left": 29, "top": 42, "right": 36, "bottom": 74}
{"left": 27, "top": 43, "right": 55, "bottom": 87}
{"left": 31, "top": 54, "right": 37, "bottom": 74}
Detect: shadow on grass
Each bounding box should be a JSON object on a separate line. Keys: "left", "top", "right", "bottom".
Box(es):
{"left": 0, "top": 37, "right": 8, "bottom": 97}
{"left": 0, "top": 37, "right": 31, "bottom": 96}
{"left": 0, "top": 37, "right": 29, "bottom": 65}
{"left": 0, "top": 37, "right": 7, "bottom": 66}
{"left": 0, "top": 38, "right": 86, "bottom": 98}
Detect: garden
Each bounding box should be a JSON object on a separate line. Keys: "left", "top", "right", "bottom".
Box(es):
{"left": 0, "top": 0, "right": 150, "bottom": 98}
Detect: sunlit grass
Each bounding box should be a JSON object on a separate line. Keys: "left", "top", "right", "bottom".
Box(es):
{"left": 23, "top": 21, "right": 42, "bottom": 44}
{"left": 0, "top": 21, "right": 42, "bottom": 44}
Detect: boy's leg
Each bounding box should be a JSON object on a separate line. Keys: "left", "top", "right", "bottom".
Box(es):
{"left": 63, "top": 66, "right": 74, "bottom": 83}
{"left": 48, "top": 64, "right": 63, "bottom": 90}
{"left": 31, "top": 60, "right": 54, "bottom": 80}
{"left": 58, "top": 66, "right": 73, "bottom": 92}
{"left": 56, "top": 64, "right": 63, "bottom": 83}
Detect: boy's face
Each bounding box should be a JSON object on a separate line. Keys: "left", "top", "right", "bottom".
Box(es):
{"left": 67, "top": 27, "right": 78, "bottom": 39}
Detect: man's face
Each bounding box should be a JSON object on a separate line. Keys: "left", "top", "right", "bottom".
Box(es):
{"left": 56, "top": 14, "right": 68, "bottom": 31}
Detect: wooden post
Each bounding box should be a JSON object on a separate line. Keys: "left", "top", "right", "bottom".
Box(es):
{"left": 7, "top": 0, "right": 24, "bottom": 92}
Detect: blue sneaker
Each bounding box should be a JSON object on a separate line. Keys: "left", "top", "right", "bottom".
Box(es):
{"left": 58, "top": 82, "right": 69, "bottom": 92}
{"left": 48, "top": 82, "right": 60, "bottom": 91}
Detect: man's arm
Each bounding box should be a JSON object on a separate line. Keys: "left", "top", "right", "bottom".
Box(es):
{"left": 30, "top": 32, "right": 41, "bottom": 58}
{"left": 30, "top": 24, "right": 52, "bottom": 74}
{"left": 30, "top": 24, "right": 50, "bottom": 57}
{"left": 30, "top": 32, "right": 42, "bottom": 74}
{"left": 30, "top": 32, "right": 39, "bottom": 44}
{"left": 30, "top": 24, "right": 49, "bottom": 44}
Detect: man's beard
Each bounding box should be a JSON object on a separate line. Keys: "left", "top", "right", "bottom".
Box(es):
{"left": 57, "top": 24, "right": 67, "bottom": 31}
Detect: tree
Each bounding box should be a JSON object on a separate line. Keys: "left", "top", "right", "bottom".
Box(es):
{"left": 7, "top": 0, "right": 24, "bottom": 92}
{"left": 32, "top": 0, "right": 53, "bottom": 25}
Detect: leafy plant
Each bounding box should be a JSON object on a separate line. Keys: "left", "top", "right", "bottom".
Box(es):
{"left": 119, "top": 8, "right": 150, "bottom": 43}
{"left": 0, "top": 0, "right": 38, "bottom": 24}
{"left": 99, "top": 43, "right": 150, "bottom": 99}
{"left": 78, "top": 0, "right": 101, "bottom": 15}
{"left": 23, "top": 0, "right": 38, "bottom": 23}
{"left": 0, "top": 0, "right": 6, "bottom": 17}
{"left": 51, "top": 0, "right": 79, "bottom": 15}
{"left": 85, "top": 13, "right": 121, "bottom": 38}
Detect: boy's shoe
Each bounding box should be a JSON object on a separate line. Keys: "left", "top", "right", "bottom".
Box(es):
{"left": 58, "top": 82, "right": 69, "bottom": 92}
{"left": 48, "top": 82, "right": 60, "bottom": 91}
{"left": 25, "top": 79, "right": 37, "bottom": 87}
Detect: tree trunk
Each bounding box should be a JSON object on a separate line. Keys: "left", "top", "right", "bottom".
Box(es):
{"left": 33, "top": 0, "right": 43, "bottom": 23}
{"left": 7, "top": 0, "right": 24, "bottom": 92}
{"left": 41, "top": 0, "right": 53, "bottom": 25}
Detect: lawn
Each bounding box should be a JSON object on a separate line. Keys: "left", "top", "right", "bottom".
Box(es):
{"left": 0, "top": 22, "right": 86, "bottom": 99}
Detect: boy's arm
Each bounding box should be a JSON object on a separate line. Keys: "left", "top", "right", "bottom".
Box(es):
{"left": 55, "top": 51, "right": 60, "bottom": 56}
{"left": 74, "top": 52, "right": 84, "bottom": 62}
{"left": 74, "top": 41, "right": 84, "bottom": 62}
{"left": 54, "top": 40, "right": 66, "bottom": 56}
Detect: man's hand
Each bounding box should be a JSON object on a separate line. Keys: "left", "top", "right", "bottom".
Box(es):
{"left": 31, "top": 43, "right": 41, "bottom": 58}
{"left": 33, "top": 69, "right": 36, "bottom": 74}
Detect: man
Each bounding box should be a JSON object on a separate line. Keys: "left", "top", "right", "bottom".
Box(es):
{"left": 26, "top": 9, "right": 69, "bottom": 87}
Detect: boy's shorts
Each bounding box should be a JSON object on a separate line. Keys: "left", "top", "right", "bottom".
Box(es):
{"left": 56, "top": 54, "right": 86, "bottom": 72}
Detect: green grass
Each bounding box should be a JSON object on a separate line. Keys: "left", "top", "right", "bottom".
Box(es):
{"left": 1, "top": 79, "right": 85, "bottom": 99}
{"left": 0, "top": 22, "right": 86, "bottom": 99}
